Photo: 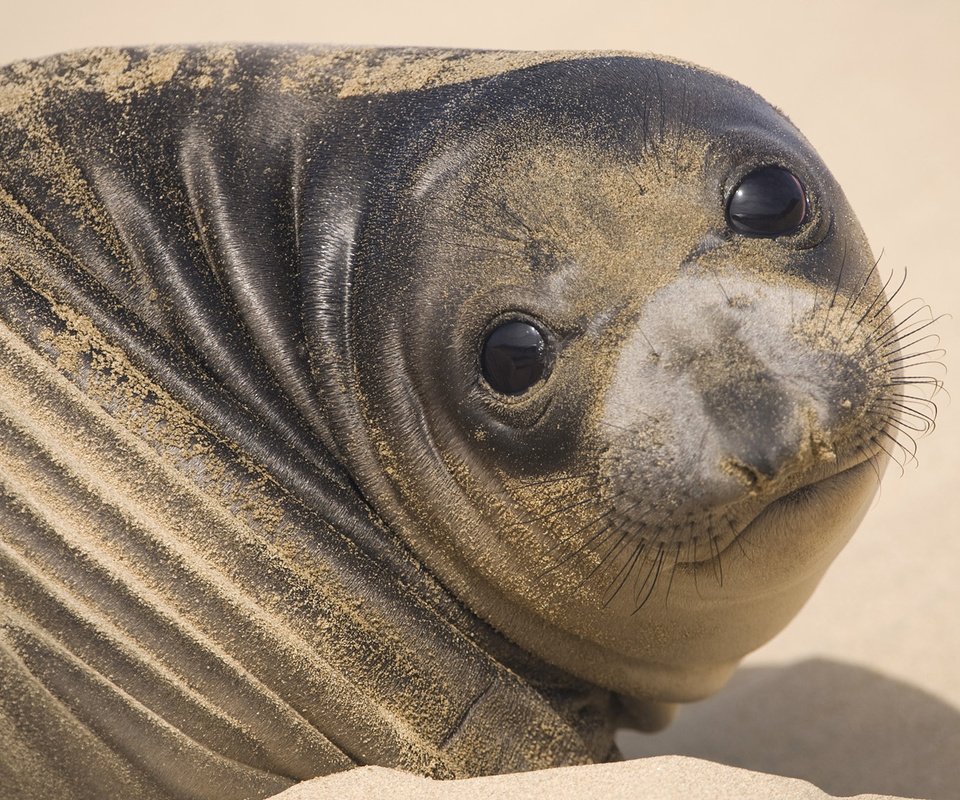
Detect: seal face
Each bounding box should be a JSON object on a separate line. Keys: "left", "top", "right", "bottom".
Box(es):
{"left": 0, "top": 46, "right": 935, "bottom": 798}
{"left": 341, "top": 62, "right": 903, "bottom": 701}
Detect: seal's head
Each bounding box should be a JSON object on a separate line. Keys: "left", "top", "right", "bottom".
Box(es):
{"left": 309, "top": 57, "right": 918, "bottom": 707}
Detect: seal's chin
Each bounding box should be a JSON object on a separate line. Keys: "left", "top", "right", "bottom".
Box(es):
{"left": 556, "top": 443, "right": 886, "bottom": 702}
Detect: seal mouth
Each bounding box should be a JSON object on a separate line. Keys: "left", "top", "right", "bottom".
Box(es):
{"left": 713, "top": 447, "right": 883, "bottom": 561}
{"left": 585, "top": 443, "right": 885, "bottom": 593}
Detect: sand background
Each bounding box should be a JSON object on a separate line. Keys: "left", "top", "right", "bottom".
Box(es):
{"left": 2, "top": 1, "right": 957, "bottom": 798}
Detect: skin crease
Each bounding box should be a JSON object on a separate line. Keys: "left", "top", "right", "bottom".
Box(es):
{"left": 0, "top": 46, "right": 920, "bottom": 797}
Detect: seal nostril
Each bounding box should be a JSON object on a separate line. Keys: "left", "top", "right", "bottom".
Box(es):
{"left": 723, "top": 459, "right": 763, "bottom": 491}
{"left": 723, "top": 443, "right": 787, "bottom": 484}
{"left": 695, "top": 349, "right": 803, "bottom": 485}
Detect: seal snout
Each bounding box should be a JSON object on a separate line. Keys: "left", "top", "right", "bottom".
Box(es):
{"left": 599, "top": 274, "right": 876, "bottom": 539}
{"left": 681, "top": 317, "right": 807, "bottom": 487}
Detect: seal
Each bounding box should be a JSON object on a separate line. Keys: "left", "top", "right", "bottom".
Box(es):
{"left": 0, "top": 46, "right": 935, "bottom": 799}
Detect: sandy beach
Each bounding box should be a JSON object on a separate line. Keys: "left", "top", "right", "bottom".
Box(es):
{"left": 1, "top": 2, "right": 956, "bottom": 798}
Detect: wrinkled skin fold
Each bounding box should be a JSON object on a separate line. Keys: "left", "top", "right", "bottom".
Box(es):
{"left": 0, "top": 46, "right": 900, "bottom": 799}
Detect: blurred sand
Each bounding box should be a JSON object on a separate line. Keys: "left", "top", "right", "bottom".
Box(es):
{"left": 2, "top": 2, "right": 956, "bottom": 798}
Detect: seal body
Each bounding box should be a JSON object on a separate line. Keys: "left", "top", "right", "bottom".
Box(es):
{"left": 0, "top": 46, "right": 911, "bottom": 799}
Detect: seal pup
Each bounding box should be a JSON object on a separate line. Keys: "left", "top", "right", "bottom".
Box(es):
{"left": 0, "top": 46, "right": 937, "bottom": 799}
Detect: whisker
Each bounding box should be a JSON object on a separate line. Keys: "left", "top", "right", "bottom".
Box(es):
{"left": 866, "top": 269, "right": 910, "bottom": 324}
{"left": 839, "top": 249, "right": 883, "bottom": 325}
{"left": 549, "top": 500, "right": 626, "bottom": 560}
{"left": 822, "top": 244, "right": 847, "bottom": 335}
{"left": 663, "top": 541, "right": 683, "bottom": 605}
{"left": 872, "top": 437, "right": 906, "bottom": 476}
{"left": 633, "top": 544, "right": 666, "bottom": 611}
{"left": 690, "top": 537, "right": 704, "bottom": 599}
{"left": 856, "top": 269, "right": 899, "bottom": 325}
{"left": 710, "top": 533, "right": 724, "bottom": 586}
{"left": 601, "top": 536, "right": 648, "bottom": 607}
{"left": 521, "top": 493, "right": 596, "bottom": 524}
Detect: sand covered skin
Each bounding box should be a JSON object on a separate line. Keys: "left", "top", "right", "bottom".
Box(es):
{"left": 0, "top": 3, "right": 957, "bottom": 800}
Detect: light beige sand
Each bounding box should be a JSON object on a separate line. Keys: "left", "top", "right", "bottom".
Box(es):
{"left": 1, "top": 2, "right": 956, "bottom": 799}
{"left": 271, "top": 760, "right": 916, "bottom": 800}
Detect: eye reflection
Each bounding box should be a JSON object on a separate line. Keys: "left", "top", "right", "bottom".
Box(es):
{"left": 481, "top": 320, "right": 550, "bottom": 395}
{"left": 726, "top": 166, "right": 808, "bottom": 237}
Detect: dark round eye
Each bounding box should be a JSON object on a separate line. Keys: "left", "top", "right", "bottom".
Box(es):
{"left": 726, "top": 166, "right": 808, "bottom": 237}
{"left": 481, "top": 320, "right": 550, "bottom": 395}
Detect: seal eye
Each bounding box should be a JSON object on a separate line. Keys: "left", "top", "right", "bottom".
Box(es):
{"left": 481, "top": 320, "right": 550, "bottom": 395}
{"left": 726, "top": 166, "right": 808, "bottom": 237}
